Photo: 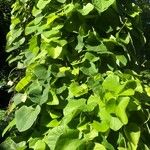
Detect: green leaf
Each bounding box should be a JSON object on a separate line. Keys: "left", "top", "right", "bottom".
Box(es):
{"left": 0, "top": 138, "right": 17, "bottom": 150}
{"left": 45, "top": 128, "right": 84, "bottom": 150}
{"left": 15, "top": 75, "right": 32, "bottom": 92}
{"left": 33, "top": 65, "right": 48, "bottom": 80}
{"left": 101, "top": 138, "right": 115, "bottom": 150}
{"left": 32, "top": 6, "right": 42, "bottom": 17}
{"left": 47, "top": 90, "right": 59, "bottom": 105}
{"left": 57, "top": 0, "right": 66, "bottom": 3}
{"left": 2, "top": 119, "right": 16, "bottom": 137}
{"left": 7, "top": 28, "right": 23, "bottom": 46}
{"left": 34, "top": 140, "right": 46, "bottom": 150}
{"left": 105, "top": 98, "right": 116, "bottom": 113}
{"left": 63, "top": 3, "right": 75, "bottom": 15}
{"left": 116, "top": 55, "right": 127, "bottom": 66}
{"left": 15, "top": 105, "right": 41, "bottom": 132}
{"left": 42, "top": 26, "right": 62, "bottom": 38}
{"left": 12, "top": 93, "right": 27, "bottom": 106}
{"left": 29, "top": 36, "right": 39, "bottom": 55}
{"left": 92, "top": 120, "right": 109, "bottom": 132}
{"left": 75, "top": 35, "right": 84, "bottom": 52}
{"left": 84, "top": 52, "right": 99, "bottom": 62}
{"left": 44, "top": 126, "right": 65, "bottom": 150}
{"left": 33, "top": 16, "right": 44, "bottom": 25}
{"left": 110, "top": 116, "right": 123, "bottom": 131}
{"left": 47, "top": 46, "right": 62, "bottom": 59}
{"left": 116, "top": 97, "right": 130, "bottom": 125}
{"left": 93, "top": 0, "right": 115, "bottom": 13}
{"left": 79, "top": 3, "right": 94, "bottom": 16}
{"left": 16, "top": 141, "right": 27, "bottom": 150}
{"left": 145, "top": 87, "right": 150, "bottom": 96}
{"left": 94, "top": 143, "right": 106, "bottom": 150}
{"left": 49, "top": 110, "right": 62, "bottom": 119}
{"left": 62, "top": 99, "right": 86, "bottom": 125}
{"left": 46, "top": 119, "right": 60, "bottom": 128}
{"left": 102, "top": 74, "right": 122, "bottom": 93}
{"left": 124, "top": 123, "right": 140, "bottom": 147}
{"left": 119, "top": 89, "right": 135, "bottom": 96}
{"left": 40, "top": 86, "right": 50, "bottom": 105}
{"left": 28, "top": 81, "right": 42, "bottom": 96}
{"left": 37, "top": 0, "right": 52, "bottom": 10}
{"left": 87, "top": 95, "right": 104, "bottom": 107}
{"left": 80, "top": 61, "right": 98, "bottom": 76}
{"left": 0, "top": 139, "right": 26, "bottom": 150}
{"left": 116, "top": 32, "right": 130, "bottom": 45}
{"left": 28, "top": 138, "right": 40, "bottom": 149}
{"left": 46, "top": 14, "right": 58, "bottom": 26}
{"left": 25, "top": 25, "right": 38, "bottom": 35}
{"left": 55, "top": 130, "right": 84, "bottom": 150}
{"left": 119, "top": 80, "right": 136, "bottom": 96}
{"left": 86, "top": 44, "right": 108, "bottom": 53}
{"left": 63, "top": 99, "right": 86, "bottom": 116}
{"left": 69, "top": 82, "right": 88, "bottom": 97}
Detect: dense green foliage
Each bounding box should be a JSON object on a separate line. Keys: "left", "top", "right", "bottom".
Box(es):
{"left": 0, "top": 0, "right": 14, "bottom": 108}
{"left": 0, "top": 0, "right": 150, "bottom": 150}
{"left": 0, "top": 0, "right": 14, "bottom": 144}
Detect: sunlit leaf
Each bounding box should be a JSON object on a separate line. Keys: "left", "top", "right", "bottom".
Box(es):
{"left": 2, "top": 119, "right": 16, "bottom": 137}
{"left": 102, "top": 74, "right": 122, "bottom": 93}
{"left": 47, "top": 46, "right": 62, "bottom": 59}
{"left": 37, "top": 0, "right": 52, "bottom": 10}
{"left": 34, "top": 140, "right": 46, "bottom": 150}
{"left": 78, "top": 3, "right": 94, "bottom": 16}
{"left": 15, "top": 75, "right": 32, "bottom": 92}
{"left": 57, "top": 0, "right": 66, "bottom": 3}
{"left": 116, "top": 97, "right": 130, "bottom": 124}
{"left": 92, "top": 120, "right": 109, "bottom": 132}
{"left": 110, "top": 116, "right": 123, "bottom": 131}
{"left": 69, "top": 82, "right": 88, "bottom": 97}
{"left": 94, "top": 143, "right": 106, "bottom": 150}
{"left": 93, "top": 0, "right": 115, "bottom": 13}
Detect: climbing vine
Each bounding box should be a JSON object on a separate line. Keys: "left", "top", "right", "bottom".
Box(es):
{"left": 0, "top": 0, "right": 150, "bottom": 149}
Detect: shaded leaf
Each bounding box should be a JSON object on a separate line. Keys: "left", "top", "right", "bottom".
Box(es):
{"left": 13, "top": 93, "right": 27, "bottom": 106}
{"left": 124, "top": 123, "right": 140, "bottom": 146}
{"left": 15, "top": 105, "right": 41, "bottom": 132}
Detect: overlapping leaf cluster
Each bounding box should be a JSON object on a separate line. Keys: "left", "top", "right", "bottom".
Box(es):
{"left": 1, "top": 0, "right": 150, "bottom": 149}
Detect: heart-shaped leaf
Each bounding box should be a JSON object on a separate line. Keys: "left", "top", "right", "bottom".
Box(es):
{"left": 15, "top": 105, "right": 41, "bottom": 132}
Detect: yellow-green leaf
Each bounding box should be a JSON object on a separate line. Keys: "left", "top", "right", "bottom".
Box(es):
{"left": 15, "top": 75, "right": 32, "bottom": 92}
{"left": 116, "top": 97, "right": 130, "bottom": 124}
